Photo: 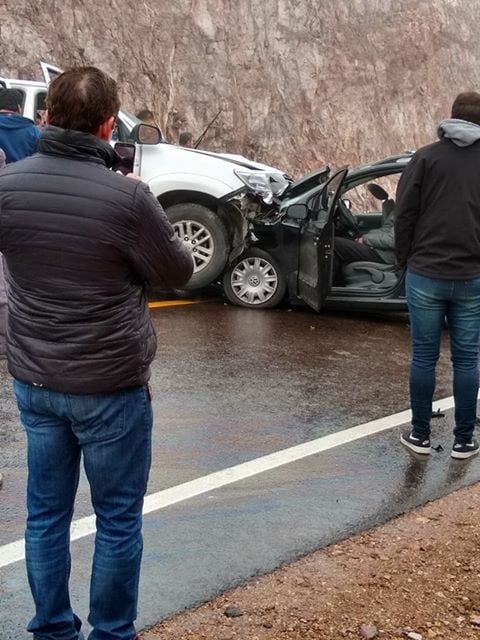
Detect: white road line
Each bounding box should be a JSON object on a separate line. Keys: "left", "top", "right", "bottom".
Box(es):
{"left": 0, "top": 395, "right": 455, "bottom": 570}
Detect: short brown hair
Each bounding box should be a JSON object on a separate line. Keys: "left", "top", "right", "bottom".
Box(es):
{"left": 451, "top": 92, "right": 480, "bottom": 126}
{"left": 47, "top": 66, "right": 120, "bottom": 134}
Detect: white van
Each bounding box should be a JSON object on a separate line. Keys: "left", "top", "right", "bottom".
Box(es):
{"left": 0, "top": 62, "right": 290, "bottom": 289}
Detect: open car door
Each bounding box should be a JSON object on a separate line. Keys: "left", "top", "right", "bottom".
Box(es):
{"left": 40, "top": 62, "right": 62, "bottom": 85}
{"left": 297, "top": 167, "right": 348, "bottom": 312}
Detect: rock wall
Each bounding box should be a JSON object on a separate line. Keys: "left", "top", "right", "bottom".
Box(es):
{"left": 1, "top": 0, "right": 479, "bottom": 176}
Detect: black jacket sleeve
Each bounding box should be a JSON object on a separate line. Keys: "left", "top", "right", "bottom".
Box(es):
{"left": 129, "top": 181, "right": 194, "bottom": 288}
{"left": 394, "top": 154, "right": 425, "bottom": 269}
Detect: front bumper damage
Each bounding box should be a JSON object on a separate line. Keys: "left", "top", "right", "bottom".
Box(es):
{"left": 220, "top": 188, "right": 283, "bottom": 262}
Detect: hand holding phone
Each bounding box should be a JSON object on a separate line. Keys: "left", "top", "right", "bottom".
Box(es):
{"left": 112, "top": 143, "right": 135, "bottom": 175}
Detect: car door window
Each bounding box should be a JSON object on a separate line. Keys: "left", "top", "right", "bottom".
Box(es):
{"left": 343, "top": 173, "right": 401, "bottom": 216}
{"left": 34, "top": 91, "right": 46, "bottom": 112}
{"left": 115, "top": 118, "right": 131, "bottom": 142}
{"left": 14, "top": 89, "right": 26, "bottom": 113}
{"left": 34, "top": 91, "right": 47, "bottom": 126}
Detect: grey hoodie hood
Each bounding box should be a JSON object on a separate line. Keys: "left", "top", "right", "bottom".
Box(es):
{"left": 437, "top": 118, "right": 480, "bottom": 147}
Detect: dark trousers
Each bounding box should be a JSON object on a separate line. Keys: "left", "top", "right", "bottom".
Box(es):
{"left": 406, "top": 269, "right": 480, "bottom": 442}
{"left": 334, "top": 236, "right": 384, "bottom": 265}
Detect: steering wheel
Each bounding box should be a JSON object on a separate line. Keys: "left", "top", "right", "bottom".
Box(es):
{"left": 336, "top": 199, "right": 362, "bottom": 239}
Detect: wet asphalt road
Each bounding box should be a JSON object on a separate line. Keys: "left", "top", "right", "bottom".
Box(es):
{"left": 0, "top": 300, "right": 478, "bottom": 639}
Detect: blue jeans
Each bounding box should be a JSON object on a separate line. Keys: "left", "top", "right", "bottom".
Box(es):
{"left": 13, "top": 381, "right": 153, "bottom": 640}
{"left": 406, "top": 269, "right": 480, "bottom": 442}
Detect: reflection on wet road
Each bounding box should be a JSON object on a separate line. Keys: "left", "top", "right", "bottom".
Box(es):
{"left": 1, "top": 300, "right": 475, "bottom": 639}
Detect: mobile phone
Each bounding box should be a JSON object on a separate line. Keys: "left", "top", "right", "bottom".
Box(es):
{"left": 112, "top": 142, "right": 135, "bottom": 175}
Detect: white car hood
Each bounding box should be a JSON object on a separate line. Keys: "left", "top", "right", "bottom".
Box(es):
{"left": 188, "top": 148, "right": 285, "bottom": 174}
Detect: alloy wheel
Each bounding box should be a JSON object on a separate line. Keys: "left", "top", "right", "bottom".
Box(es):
{"left": 173, "top": 220, "right": 214, "bottom": 273}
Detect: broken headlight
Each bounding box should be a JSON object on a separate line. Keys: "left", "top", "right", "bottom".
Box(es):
{"left": 234, "top": 169, "right": 290, "bottom": 204}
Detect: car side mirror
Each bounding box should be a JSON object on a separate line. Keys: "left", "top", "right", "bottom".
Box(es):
{"left": 129, "top": 123, "right": 162, "bottom": 145}
{"left": 286, "top": 203, "right": 308, "bottom": 220}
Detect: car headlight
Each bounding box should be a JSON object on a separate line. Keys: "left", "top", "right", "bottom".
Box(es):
{"left": 234, "top": 170, "right": 289, "bottom": 203}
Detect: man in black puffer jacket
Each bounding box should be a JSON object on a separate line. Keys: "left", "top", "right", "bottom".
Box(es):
{"left": 0, "top": 67, "right": 193, "bottom": 640}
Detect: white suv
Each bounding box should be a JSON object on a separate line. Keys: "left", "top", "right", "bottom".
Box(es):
{"left": 0, "top": 62, "right": 290, "bottom": 289}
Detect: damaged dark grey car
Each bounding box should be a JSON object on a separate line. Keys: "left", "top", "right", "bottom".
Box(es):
{"left": 222, "top": 154, "right": 413, "bottom": 312}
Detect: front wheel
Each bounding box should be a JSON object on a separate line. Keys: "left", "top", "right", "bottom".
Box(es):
{"left": 222, "top": 248, "right": 286, "bottom": 309}
{"left": 166, "top": 203, "right": 229, "bottom": 290}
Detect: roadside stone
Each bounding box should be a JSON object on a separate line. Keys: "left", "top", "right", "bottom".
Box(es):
{"left": 224, "top": 606, "right": 243, "bottom": 618}
{"left": 406, "top": 633, "right": 423, "bottom": 640}
{"left": 360, "top": 622, "right": 378, "bottom": 638}
{"left": 470, "top": 615, "right": 480, "bottom": 626}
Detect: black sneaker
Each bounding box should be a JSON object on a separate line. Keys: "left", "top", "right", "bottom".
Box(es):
{"left": 451, "top": 439, "right": 480, "bottom": 459}
{"left": 400, "top": 429, "right": 431, "bottom": 454}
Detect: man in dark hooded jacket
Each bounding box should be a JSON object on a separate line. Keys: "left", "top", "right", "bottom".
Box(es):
{"left": 396, "top": 92, "right": 480, "bottom": 460}
{"left": 0, "top": 67, "right": 193, "bottom": 640}
{"left": 0, "top": 88, "right": 40, "bottom": 163}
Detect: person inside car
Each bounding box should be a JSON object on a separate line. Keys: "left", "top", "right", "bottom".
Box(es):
{"left": 35, "top": 109, "right": 47, "bottom": 130}
{"left": 333, "top": 184, "right": 395, "bottom": 283}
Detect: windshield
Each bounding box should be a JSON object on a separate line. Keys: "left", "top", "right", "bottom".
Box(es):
{"left": 117, "top": 110, "right": 164, "bottom": 143}
{"left": 122, "top": 111, "right": 143, "bottom": 125}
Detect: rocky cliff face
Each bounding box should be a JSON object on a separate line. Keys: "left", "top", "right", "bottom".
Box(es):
{"left": 1, "top": 0, "right": 479, "bottom": 176}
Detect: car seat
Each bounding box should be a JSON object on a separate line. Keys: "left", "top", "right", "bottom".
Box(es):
{"left": 341, "top": 261, "right": 398, "bottom": 288}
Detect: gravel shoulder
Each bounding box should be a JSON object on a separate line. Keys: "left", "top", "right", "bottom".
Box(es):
{"left": 143, "top": 480, "right": 480, "bottom": 640}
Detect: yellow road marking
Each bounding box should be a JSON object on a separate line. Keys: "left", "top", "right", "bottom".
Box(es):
{"left": 148, "top": 299, "right": 212, "bottom": 309}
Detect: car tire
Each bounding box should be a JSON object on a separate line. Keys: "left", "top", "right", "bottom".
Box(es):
{"left": 166, "top": 203, "right": 229, "bottom": 290}
{"left": 222, "top": 248, "right": 286, "bottom": 309}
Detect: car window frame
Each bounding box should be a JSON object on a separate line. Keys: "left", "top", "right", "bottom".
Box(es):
{"left": 340, "top": 167, "right": 404, "bottom": 217}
